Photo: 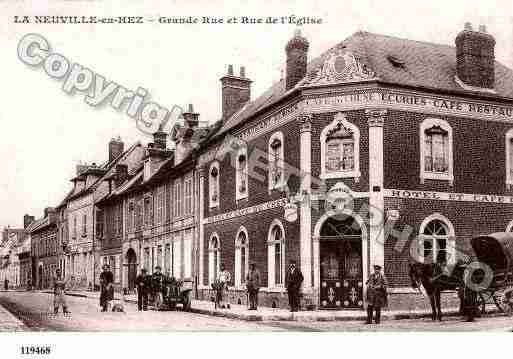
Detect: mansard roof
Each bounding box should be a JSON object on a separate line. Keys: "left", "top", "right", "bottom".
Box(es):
{"left": 213, "top": 31, "right": 513, "bottom": 140}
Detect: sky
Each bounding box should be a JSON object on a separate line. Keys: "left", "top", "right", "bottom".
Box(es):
{"left": 0, "top": 0, "right": 512, "bottom": 228}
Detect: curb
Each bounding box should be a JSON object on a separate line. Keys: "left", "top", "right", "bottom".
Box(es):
{"left": 42, "top": 290, "right": 502, "bottom": 323}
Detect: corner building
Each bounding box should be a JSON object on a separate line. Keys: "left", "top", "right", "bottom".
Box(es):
{"left": 198, "top": 25, "right": 513, "bottom": 310}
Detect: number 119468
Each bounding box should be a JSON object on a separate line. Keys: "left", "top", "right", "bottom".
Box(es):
{"left": 20, "top": 346, "right": 51, "bottom": 355}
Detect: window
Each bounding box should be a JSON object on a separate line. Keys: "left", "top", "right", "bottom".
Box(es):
{"left": 156, "top": 187, "right": 164, "bottom": 224}
{"left": 183, "top": 230, "right": 192, "bottom": 278}
{"left": 135, "top": 197, "right": 142, "bottom": 230}
{"left": 174, "top": 181, "right": 182, "bottom": 217}
{"left": 209, "top": 162, "right": 220, "bottom": 208}
{"left": 82, "top": 214, "right": 87, "bottom": 236}
{"left": 208, "top": 233, "right": 220, "bottom": 285}
{"left": 173, "top": 234, "right": 182, "bottom": 278}
{"left": 156, "top": 245, "right": 162, "bottom": 270}
{"left": 234, "top": 227, "right": 249, "bottom": 287}
{"left": 73, "top": 216, "right": 77, "bottom": 238}
{"left": 320, "top": 112, "right": 360, "bottom": 180}
{"left": 164, "top": 243, "right": 171, "bottom": 275}
{"left": 506, "top": 129, "right": 513, "bottom": 188}
{"left": 420, "top": 118, "right": 453, "bottom": 184}
{"left": 143, "top": 196, "right": 153, "bottom": 227}
{"left": 236, "top": 147, "right": 248, "bottom": 200}
{"left": 127, "top": 200, "right": 135, "bottom": 232}
{"left": 268, "top": 132, "right": 285, "bottom": 190}
{"left": 96, "top": 209, "right": 104, "bottom": 238}
{"left": 418, "top": 214, "right": 455, "bottom": 264}
{"left": 184, "top": 177, "right": 193, "bottom": 215}
{"left": 268, "top": 220, "right": 285, "bottom": 287}
{"left": 143, "top": 247, "right": 150, "bottom": 271}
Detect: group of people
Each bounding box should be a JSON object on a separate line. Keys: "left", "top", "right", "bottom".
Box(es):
{"left": 135, "top": 265, "right": 182, "bottom": 311}
{"left": 212, "top": 260, "right": 305, "bottom": 312}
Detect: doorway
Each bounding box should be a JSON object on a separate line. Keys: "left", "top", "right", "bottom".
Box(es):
{"left": 126, "top": 249, "right": 137, "bottom": 292}
{"left": 319, "top": 215, "right": 363, "bottom": 309}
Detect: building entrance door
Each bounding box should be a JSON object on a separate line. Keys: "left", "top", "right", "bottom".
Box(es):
{"left": 319, "top": 216, "right": 363, "bottom": 309}
{"left": 126, "top": 249, "right": 137, "bottom": 292}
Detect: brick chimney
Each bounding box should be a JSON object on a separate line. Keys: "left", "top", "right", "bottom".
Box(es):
{"left": 182, "top": 104, "right": 200, "bottom": 129}
{"left": 285, "top": 29, "right": 309, "bottom": 91}
{"left": 455, "top": 22, "right": 496, "bottom": 89}
{"left": 23, "top": 214, "right": 35, "bottom": 229}
{"left": 153, "top": 131, "right": 167, "bottom": 149}
{"left": 108, "top": 136, "right": 124, "bottom": 163}
{"left": 220, "top": 65, "right": 251, "bottom": 121}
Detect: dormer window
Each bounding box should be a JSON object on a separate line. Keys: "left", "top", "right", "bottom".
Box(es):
{"left": 320, "top": 113, "right": 360, "bottom": 180}
{"left": 236, "top": 148, "right": 248, "bottom": 200}
{"left": 209, "top": 162, "right": 220, "bottom": 208}
{"left": 420, "top": 118, "right": 453, "bottom": 184}
{"left": 268, "top": 132, "right": 285, "bottom": 190}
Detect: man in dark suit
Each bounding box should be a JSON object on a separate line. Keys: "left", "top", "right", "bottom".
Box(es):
{"left": 285, "top": 261, "right": 303, "bottom": 312}
{"left": 246, "top": 263, "right": 261, "bottom": 310}
{"left": 151, "top": 266, "right": 164, "bottom": 309}
{"left": 99, "top": 264, "right": 114, "bottom": 312}
{"left": 135, "top": 268, "right": 149, "bottom": 311}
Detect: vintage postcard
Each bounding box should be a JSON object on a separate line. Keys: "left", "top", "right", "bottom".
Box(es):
{"left": 0, "top": 0, "right": 512, "bottom": 357}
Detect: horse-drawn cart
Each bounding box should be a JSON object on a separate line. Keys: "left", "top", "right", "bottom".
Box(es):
{"left": 161, "top": 278, "right": 193, "bottom": 311}
{"left": 470, "top": 232, "right": 513, "bottom": 315}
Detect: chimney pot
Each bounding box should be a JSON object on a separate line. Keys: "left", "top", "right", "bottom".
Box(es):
{"left": 240, "top": 66, "right": 246, "bottom": 78}
{"left": 108, "top": 136, "right": 124, "bottom": 163}
{"left": 464, "top": 22, "right": 473, "bottom": 31}
{"left": 479, "top": 24, "right": 487, "bottom": 33}
{"left": 228, "top": 64, "right": 234, "bottom": 76}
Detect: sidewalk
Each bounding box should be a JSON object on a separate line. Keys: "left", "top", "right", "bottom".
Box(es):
{"left": 47, "top": 289, "right": 498, "bottom": 322}
{"left": 0, "top": 302, "right": 27, "bottom": 331}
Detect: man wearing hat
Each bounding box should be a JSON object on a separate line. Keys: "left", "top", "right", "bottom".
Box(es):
{"left": 246, "top": 263, "right": 261, "bottom": 310}
{"left": 151, "top": 266, "right": 164, "bottom": 309}
{"left": 365, "top": 264, "right": 388, "bottom": 324}
{"left": 285, "top": 260, "right": 303, "bottom": 312}
{"left": 135, "top": 268, "right": 149, "bottom": 311}
{"left": 99, "top": 264, "right": 114, "bottom": 312}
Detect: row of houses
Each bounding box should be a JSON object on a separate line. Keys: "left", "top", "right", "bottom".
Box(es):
{"left": 4, "top": 24, "right": 513, "bottom": 310}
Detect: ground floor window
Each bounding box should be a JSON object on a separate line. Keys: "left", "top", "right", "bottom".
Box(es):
{"left": 235, "top": 227, "right": 249, "bottom": 287}
{"left": 419, "top": 214, "right": 455, "bottom": 264}
{"left": 208, "top": 233, "right": 220, "bottom": 285}
{"left": 268, "top": 220, "right": 285, "bottom": 288}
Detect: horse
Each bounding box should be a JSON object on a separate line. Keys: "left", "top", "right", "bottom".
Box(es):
{"left": 408, "top": 261, "right": 465, "bottom": 321}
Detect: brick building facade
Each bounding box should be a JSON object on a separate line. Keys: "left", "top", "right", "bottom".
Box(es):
{"left": 195, "top": 25, "right": 513, "bottom": 310}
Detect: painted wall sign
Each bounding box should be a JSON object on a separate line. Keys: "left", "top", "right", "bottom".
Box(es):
{"left": 203, "top": 198, "right": 288, "bottom": 225}
{"left": 384, "top": 188, "right": 513, "bottom": 204}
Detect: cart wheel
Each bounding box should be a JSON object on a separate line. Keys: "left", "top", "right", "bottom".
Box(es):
{"left": 182, "top": 293, "right": 191, "bottom": 312}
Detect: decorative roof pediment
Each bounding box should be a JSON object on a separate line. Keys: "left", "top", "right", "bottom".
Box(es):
{"left": 326, "top": 113, "right": 354, "bottom": 140}
{"left": 303, "top": 49, "right": 376, "bottom": 86}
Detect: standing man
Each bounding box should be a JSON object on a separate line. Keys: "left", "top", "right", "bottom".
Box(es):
{"left": 99, "top": 264, "right": 114, "bottom": 312}
{"left": 217, "top": 264, "right": 231, "bottom": 309}
{"left": 52, "top": 269, "right": 70, "bottom": 315}
{"left": 366, "top": 264, "right": 388, "bottom": 324}
{"left": 285, "top": 261, "right": 303, "bottom": 312}
{"left": 152, "top": 266, "right": 164, "bottom": 310}
{"left": 135, "top": 268, "right": 149, "bottom": 311}
{"left": 246, "top": 263, "right": 261, "bottom": 310}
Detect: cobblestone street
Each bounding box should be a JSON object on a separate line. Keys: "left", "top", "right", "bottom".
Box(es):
{"left": 0, "top": 291, "right": 511, "bottom": 332}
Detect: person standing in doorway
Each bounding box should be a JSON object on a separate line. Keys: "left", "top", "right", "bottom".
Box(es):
{"left": 99, "top": 264, "right": 114, "bottom": 312}
{"left": 285, "top": 261, "right": 303, "bottom": 312}
{"left": 52, "top": 269, "right": 70, "bottom": 315}
{"left": 246, "top": 263, "right": 261, "bottom": 310}
{"left": 217, "top": 264, "right": 231, "bottom": 309}
{"left": 135, "top": 268, "right": 149, "bottom": 311}
{"left": 365, "top": 264, "right": 388, "bottom": 324}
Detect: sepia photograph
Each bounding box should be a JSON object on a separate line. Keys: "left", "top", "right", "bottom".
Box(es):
{"left": 0, "top": 1, "right": 512, "bottom": 357}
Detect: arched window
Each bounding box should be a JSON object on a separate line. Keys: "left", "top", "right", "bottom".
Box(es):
{"left": 236, "top": 147, "right": 248, "bottom": 200}
{"left": 234, "top": 227, "right": 249, "bottom": 287}
{"left": 320, "top": 113, "right": 360, "bottom": 181}
{"left": 268, "top": 220, "right": 285, "bottom": 288}
{"left": 268, "top": 132, "right": 285, "bottom": 190}
{"left": 208, "top": 233, "right": 220, "bottom": 284}
{"left": 418, "top": 214, "right": 455, "bottom": 264}
{"left": 209, "top": 161, "right": 220, "bottom": 208}
{"left": 420, "top": 118, "right": 453, "bottom": 184}
{"left": 505, "top": 129, "right": 513, "bottom": 189}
